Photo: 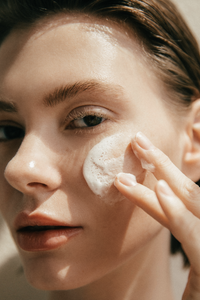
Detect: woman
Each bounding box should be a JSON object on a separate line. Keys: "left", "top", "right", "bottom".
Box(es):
{"left": 0, "top": 0, "right": 199, "bottom": 299}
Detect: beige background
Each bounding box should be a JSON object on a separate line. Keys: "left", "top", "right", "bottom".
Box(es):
{"left": 0, "top": 0, "right": 199, "bottom": 299}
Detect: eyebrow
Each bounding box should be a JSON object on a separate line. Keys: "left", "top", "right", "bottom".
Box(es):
{"left": 0, "top": 100, "right": 17, "bottom": 113}
{"left": 0, "top": 81, "right": 125, "bottom": 112}
{"left": 43, "top": 80, "right": 125, "bottom": 107}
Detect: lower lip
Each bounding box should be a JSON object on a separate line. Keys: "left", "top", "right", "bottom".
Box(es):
{"left": 17, "top": 227, "right": 82, "bottom": 252}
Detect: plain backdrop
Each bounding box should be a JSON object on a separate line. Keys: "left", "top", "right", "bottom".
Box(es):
{"left": 0, "top": 0, "right": 199, "bottom": 299}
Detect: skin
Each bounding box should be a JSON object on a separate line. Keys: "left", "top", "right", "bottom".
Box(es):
{"left": 115, "top": 132, "right": 200, "bottom": 300}
{"left": 0, "top": 14, "right": 199, "bottom": 300}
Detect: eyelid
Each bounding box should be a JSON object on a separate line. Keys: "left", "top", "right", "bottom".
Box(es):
{"left": 65, "top": 106, "right": 112, "bottom": 124}
{"left": 0, "top": 119, "right": 25, "bottom": 137}
{"left": 0, "top": 119, "right": 24, "bottom": 127}
{"left": 63, "top": 105, "right": 113, "bottom": 134}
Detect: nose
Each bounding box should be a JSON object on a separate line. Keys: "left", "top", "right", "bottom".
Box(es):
{"left": 4, "top": 135, "right": 62, "bottom": 195}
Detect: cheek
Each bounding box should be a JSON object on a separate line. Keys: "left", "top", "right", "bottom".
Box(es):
{"left": 83, "top": 133, "right": 145, "bottom": 204}
{"left": 0, "top": 154, "right": 16, "bottom": 217}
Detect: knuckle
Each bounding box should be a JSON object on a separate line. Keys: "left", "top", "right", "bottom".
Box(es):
{"left": 185, "top": 222, "right": 199, "bottom": 243}
{"left": 175, "top": 216, "right": 200, "bottom": 248}
{"left": 153, "top": 149, "right": 171, "bottom": 170}
{"left": 137, "top": 187, "right": 153, "bottom": 202}
{"left": 184, "top": 181, "right": 200, "bottom": 203}
{"left": 170, "top": 206, "right": 187, "bottom": 226}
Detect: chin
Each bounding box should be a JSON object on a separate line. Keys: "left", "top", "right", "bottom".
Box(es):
{"left": 21, "top": 254, "right": 102, "bottom": 291}
{"left": 24, "top": 262, "right": 82, "bottom": 291}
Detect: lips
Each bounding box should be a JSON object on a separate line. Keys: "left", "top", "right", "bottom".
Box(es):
{"left": 14, "top": 212, "right": 82, "bottom": 252}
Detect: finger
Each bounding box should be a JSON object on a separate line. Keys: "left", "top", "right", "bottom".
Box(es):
{"left": 182, "top": 269, "right": 200, "bottom": 300}
{"left": 114, "top": 173, "right": 169, "bottom": 228}
{"left": 156, "top": 180, "right": 200, "bottom": 272}
{"left": 132, "top": 132, "right": 200, "bottom": 217}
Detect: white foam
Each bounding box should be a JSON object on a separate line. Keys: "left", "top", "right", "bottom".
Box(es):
{"left": 83, "top": 134, "right": 125, "bottom": 198}
{"left": 140, "top": 159, "right": 155, "bottom": 172}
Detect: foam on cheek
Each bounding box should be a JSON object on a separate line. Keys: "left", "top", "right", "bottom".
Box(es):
{"left": 83, "top": 134, "right": 125, "bottom": 198}
{"left": 82, "top": 133, "right": 144, "bottom": 204}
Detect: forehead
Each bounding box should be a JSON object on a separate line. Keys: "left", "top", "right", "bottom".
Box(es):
{"left": 0, "top": 13, "right": 151, "bottom": 100}
{"left": 0, "top": 12, "right": 167, "bottom": 119}
{"left": 0, "top": 13, "right": 144, "bottom": 71}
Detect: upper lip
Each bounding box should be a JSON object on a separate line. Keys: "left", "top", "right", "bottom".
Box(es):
{"left": 14, "top": 211, "right": 81, "bottom": 231}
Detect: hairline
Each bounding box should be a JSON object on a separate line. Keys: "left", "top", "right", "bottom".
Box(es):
{"left": 0, "top": 10, "right": 193, "bottom": 118}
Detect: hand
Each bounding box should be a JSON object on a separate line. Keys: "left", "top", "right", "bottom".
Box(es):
{"left": 114, "top": 132, "right": 200, "bottom": 300}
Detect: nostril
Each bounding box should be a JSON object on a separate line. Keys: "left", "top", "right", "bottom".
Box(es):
{"left": 28, "top": 182, "right": 48, "bottom": 188}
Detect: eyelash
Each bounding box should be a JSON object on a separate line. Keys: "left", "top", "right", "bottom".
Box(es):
{"left": 0, "top": 107, "right": 110, "bottom": 142}
{"left": 65, "top": 107, "right": 109, "bottom": 131}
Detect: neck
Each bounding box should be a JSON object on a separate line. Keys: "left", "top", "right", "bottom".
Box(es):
{"left": 49, "top": 229, "right": 174, "bottom": 300}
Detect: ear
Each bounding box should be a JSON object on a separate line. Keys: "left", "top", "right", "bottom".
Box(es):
{"left": 183, "top": 99, "right": 200, "bottom": 182}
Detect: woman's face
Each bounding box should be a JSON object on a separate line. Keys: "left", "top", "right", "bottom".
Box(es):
{"left": 0, "top": 15, "right": 186, "bottom": 289}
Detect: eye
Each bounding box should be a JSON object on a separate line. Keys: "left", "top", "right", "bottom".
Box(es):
{"left": 65, "top": 106, "right": 111, "bottom": 131}
{"left": 73, "top": 115, "right": 105, "bottom": 128}
{"left": 0, "top": 125, "right": 25, "bottom": 141}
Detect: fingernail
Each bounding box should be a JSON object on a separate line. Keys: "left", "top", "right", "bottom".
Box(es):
{"left": 157, "top": 180, "right": 174, "bottom": 197}
{"left": 136, "top": 132, "right": 154, "bottom": 150}
{"left": 116, "top": 173, "right": 137, "bottom": 187}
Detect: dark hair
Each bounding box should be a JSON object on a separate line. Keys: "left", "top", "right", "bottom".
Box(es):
{"left": 0, "top": 0, "right": 199, "bottom": 266}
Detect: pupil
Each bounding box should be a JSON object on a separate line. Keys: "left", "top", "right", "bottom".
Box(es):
{"left": 83, "top": 116, "right": 102, "bottom": 127}
{"left": 4, "top": 126, "right": 24, "bottom": 139}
